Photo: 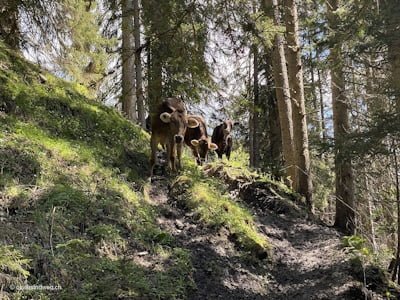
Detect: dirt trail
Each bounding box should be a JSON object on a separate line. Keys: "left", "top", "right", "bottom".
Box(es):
{"left": 260, "top": 213, "right": 365, "bottom": 299}
{"left": 148, "top": 176, "right": 373, "bottom": 300}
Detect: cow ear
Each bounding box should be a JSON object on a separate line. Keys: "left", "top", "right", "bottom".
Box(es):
{"left": 187, "top": 117, "right": 199, "bottom": 128}
{"left": 160, "top": 112, "right": 171, "bottom": 123}
{"left": 209, "top": 143, "right": 218, "bottom": 151}
{"left": 191, "top": 139, "right": 200, "bottom": 147}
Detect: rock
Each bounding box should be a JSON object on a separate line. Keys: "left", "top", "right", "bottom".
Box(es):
{"left": 39, "top": 73, "right": 47, "bottom": 83}
{"left": 175, "top": 219, "right": 185, "bottom": 229}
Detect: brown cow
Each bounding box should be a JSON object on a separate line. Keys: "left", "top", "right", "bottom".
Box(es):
{"left": 211, "top": 120, "right": 237, "bottom": 160}
{"left": 184, "top": 115, "right": 218, "bottom": 165}
{"left": 150, "top": 97, "right": 199, "bottom": 175}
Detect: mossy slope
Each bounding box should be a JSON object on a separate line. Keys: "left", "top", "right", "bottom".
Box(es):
{"left": 0, "top": 43, "right": 274, "bottom": 299}
{"left": 0, "top": 43, "right": 191, "bottom": 299}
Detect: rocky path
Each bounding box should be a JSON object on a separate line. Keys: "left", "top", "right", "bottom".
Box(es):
{"left": 148, "top": 175, "right": 377, "bottom": 300}
{"left": 260, "top": 213, "right": 366, "bottom": 299}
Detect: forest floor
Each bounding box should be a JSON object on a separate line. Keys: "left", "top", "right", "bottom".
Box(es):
{"left": 148, "top": 165, "right": 381, "bottom": 300}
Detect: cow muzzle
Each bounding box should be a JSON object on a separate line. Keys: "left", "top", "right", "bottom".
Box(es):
{"left": 175, "top": 135, "right": 184, "bottom": 143}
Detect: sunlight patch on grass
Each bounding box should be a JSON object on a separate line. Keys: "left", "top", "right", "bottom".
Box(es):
{"left": 191, "top": 182, "right": 269, "bottom": 251}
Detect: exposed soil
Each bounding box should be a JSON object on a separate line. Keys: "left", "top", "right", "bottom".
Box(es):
{"left": 148, "top": 168, "right": 383, "bottom": 300}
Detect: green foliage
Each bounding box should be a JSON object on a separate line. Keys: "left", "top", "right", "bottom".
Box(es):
{"left": 142, "top": 0, "right": 213, "bottom": 102}
{"left": 342, "top": 235, "right": 371, "bottom": 257}
{"left": 59, "top": 0, "right": 114, "bottom": 93}
{"left": 0, "top": 245, "right": 31, "bottom": 280}
{"left": 311, "top": 153, "right": 335, "bottom": 212}
{"left": 0, "top": 42, "right": 194, "bottom": 299}
{"left": 170, "top": 154, "right": 270, "bottom": 257}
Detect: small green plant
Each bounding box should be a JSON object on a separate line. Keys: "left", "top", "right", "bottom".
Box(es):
{"left": 0, "top": 245, "right": 31, "bottom": 280}
{"left": 342, "top": 235, "right": 371, "bottom": 257}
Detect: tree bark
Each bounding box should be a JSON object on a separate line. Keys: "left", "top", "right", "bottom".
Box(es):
{"left": 284, "top": 0, "right": 313, "bottom": 207}
{"left": 121, "top": 0, "right": 137, "bottom": 121}
{"left": 327, "top": 0, "right": 355, "bottom": 234}
{"left": 316, "top": 52, "right": 327, "bottom": 142}
{"left": 263, "top": 0, "right": 296, "bottom": 187}
{"left": 268, "top": 88, "right": 283, "bottom": 177}
{"left": 148, "top": 47, "right": 162, "bottom": 113}
{"left": 384, "top": 0, "right": 400, "bottom": 112}
{"left": 250, "top": 44, "right": 260, "bottom": 168}
{"left": 133, "top": 0, "right": 145, "bottom": 127}
{"left": 0, "top": 0, "right": 20, "bottom": 50}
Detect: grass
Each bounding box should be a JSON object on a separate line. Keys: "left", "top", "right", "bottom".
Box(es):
{"left": 171, "top": 155, "right": 270, "bottom": 257}
{"left": 0, "top": 41, "right": 294, "bottom": 298}
{"left": 0, "top": 42, "right": 191, "bottom": 299}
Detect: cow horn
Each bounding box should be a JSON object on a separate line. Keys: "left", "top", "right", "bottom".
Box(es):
{"left": 160, "top": 112, "right": 171, "bottom": 123}
{"left": 167, "top": 105, "right": 176, "bottom": 112}
{"left": 187, "top": 117, "right": 199, "bottom": 128}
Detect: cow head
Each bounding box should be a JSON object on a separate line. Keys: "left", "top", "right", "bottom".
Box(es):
{"left": 190, "top": 137, "right": 218, "bottom": 164}
{"left": 160, "top": 109, "right": 199, "bottom": 144}
{"left": 221, "top": 119, "right": 238, "bottom": 141}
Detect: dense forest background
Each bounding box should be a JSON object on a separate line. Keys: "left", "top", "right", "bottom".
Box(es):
{"left": 2, "top": 0, "right": 400, "bottom": 293}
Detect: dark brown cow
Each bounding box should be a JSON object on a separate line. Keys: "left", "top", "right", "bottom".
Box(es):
{"left": 150, "top": 98, "right": 199, "bottom": 175}
{"left": 184, "top": 115, "right": 218, "bottom": 165}
{"left": 211, "top": 120, "right": 237, "bottom": 160}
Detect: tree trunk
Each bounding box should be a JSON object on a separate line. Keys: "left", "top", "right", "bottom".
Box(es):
{"left": 148, "top": 43, "right": 162, "bottom": 113}
{"left": 389, "top": 143, "right": 400, "bottom": 282}
{"left": 316, "top": 54, "right": 327, "bottom": 142}
{"left": 263, "top": 52, "right": 283, "bottom": 177}
{"left": 249, "top": 109, "right": 254, "bottom": 166}
{"left": 263, "top": 0, "right": 296, "bottom": 187}
{"left": 364, "top": 173, "right": 377, "bottom": 252}
{"left": 133, "top": 0, "right": 145, "bottom": 127}
{"left": 268, "top": 88, "right": 283, "bottom": 177}
{"left": 251, "top": 44, "right": 260, "bottom": 168}
{"left": 308, "top": 33, "right": 322, "bottom": 137}
{"left": 384, "top": 0, "right": 400, "bottom": 112}
{"left": 0, "top": 1, "right": 20, "bottom": 50}
{"left": 284, "top": 0, "right": 313, "bottom": 207}
{"left": 327, "top": 0, "right": 355, "bottom": 234}
{"left": 121, "top": 0, "right": 137, "bottom": 121}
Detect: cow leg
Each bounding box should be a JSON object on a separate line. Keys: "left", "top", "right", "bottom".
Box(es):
{"left": 150, "top": 135, "right": 158, "bottom": 176}
{"left": 226, "top": 147, "right": 231, "bottom": 160}
{"left": 177, "top": 142, "right": 183, "bottom": 170}
{"left": 166, "top": 142, "right": 172, "bottom": 172}
{"left": 168, "top": 140, "right": 177, "bottom": 172}
{"left": 226, "top": 137, "right": 232, "bottom": 160}
{"left": 191, "top": 147, "right": 200, "bottom": 165}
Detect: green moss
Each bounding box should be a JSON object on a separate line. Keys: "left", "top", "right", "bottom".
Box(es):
{"left": 0, "top": 41, "right": 194, "bottom": 299}
{"left": 172, "top": 156, "right": 270, "bottom": 256}
{"left": 191, "top": 183, "right": 267, "bottom": 251}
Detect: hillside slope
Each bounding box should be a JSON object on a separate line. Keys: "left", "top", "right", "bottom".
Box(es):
{"left": 0, "top": 44, "right": 269, "bottom": 299}
{"left": 0, "top": 43, "right": 188, "bottom": 299}
{"left": 0, "top": 43, "right": 388, "bottom": 300}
